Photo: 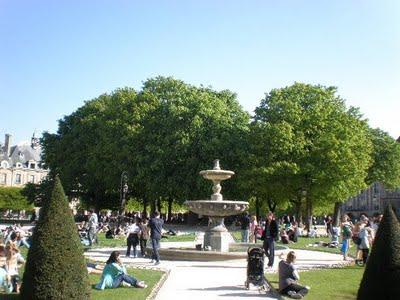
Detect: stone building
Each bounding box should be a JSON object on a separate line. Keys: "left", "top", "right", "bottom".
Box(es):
{"left": 342, "top": 182, "right": 400, "bottom": 218}
{"left": 0, "top": 133, "right": 49, "bottom": 187}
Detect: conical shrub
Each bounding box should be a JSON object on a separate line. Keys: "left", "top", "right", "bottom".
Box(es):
{"left": 20, "top": 176, "right": 91, "bottom": 299}
{"left": 357, "top": 203, "right": 400, "bottom": 300}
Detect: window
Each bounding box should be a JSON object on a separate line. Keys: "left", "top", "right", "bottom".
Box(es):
{"left": 15, "top": 174, "right": 21, "bottom": 184}
{"left": 30, "top": 163, "right": 36, "bottom": 169}
{"left": 0, "top": 174, "right": 6, "bottom": 184}
{"left": 29, "top": 175, "right": 35, "bottom": 183}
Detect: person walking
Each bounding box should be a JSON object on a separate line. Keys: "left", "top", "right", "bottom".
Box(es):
{"left": 340, "top": 214, "right": 353, "bottom": 261}
{"left": 148, "top": 211, "right": 164, "bottom": 265}
{"left": 88, "top": 209, "right": 99, "bottom": 246}
{"left": 139, "top": 218, "right": 150, "bottom": 257}
{"left": 262, "top": 211, "right": 279, "bottom": 267}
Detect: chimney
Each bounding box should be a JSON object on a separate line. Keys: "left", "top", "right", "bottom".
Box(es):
{"left": 4, "top": 134, "right": 12, "bottom": 157}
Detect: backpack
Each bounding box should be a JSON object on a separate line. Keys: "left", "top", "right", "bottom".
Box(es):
{"left": 342, "top": 225, "right": 352, "bottom": 239}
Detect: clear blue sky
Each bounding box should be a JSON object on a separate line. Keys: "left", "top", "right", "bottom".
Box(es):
{"left": 1, "top": 0, "right": 399, "bottom": 144}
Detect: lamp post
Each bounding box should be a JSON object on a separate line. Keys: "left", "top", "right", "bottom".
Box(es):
{"left": 120, "top": 171, "right": 128, "bottom": 216}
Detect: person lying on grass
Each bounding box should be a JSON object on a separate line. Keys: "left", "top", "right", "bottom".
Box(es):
{"left": 95, "top": 251, "right": 147, "bottom": 290}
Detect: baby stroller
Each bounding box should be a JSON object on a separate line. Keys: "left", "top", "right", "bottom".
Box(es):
{"left": 79, "top": 230, "right": 90, "bottom": 246}
{"left": 245, "top": 247, "right": 269, "bottom": 291}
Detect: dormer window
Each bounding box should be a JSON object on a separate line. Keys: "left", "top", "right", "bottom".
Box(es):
{"left": 18, "top": 152, "right": 24, "bottom": 159}
{"left": 30, "top": 163, "right": 36, "bottom": 169}
{"left": 1, "top": 161, "right": 8, "bottom": 168}
{"left": 16, "top": 163, "right": 22, "bottom": 168}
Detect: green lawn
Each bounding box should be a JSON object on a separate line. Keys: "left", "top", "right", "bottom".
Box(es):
{"left": 0, "top": 247, "right": 164, "bottom": 300}
{"left": 92, "top": 232, "right": 196, "bottom": 248}
{"left": 277, "top": 236, "right": 358, "bottom": 258}
{"left": 267, "top": 266, "right": 364, "bottom": 300}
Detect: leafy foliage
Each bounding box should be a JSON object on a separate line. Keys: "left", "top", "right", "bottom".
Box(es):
{"left": 366, "top": 128, "right": 400, "bottom": 189}
{"left": 0, "top": 186, "right": 33, "bottom": 210}
{"left": 20, "top": 176, "right": 90, "bottom": 299}
{"left": 248, "top": 83, "right": 373, "bottom": 218}
{"left": 41, "top": 77, "right": 250, "bottom": 211}
{"left": 357, "top": 204, "right": 400, "bottom": 299}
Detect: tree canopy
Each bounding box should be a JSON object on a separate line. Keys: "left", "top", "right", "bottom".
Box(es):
{"left": 41, "top": 77, "right": 250, "bottom": 213}
{"left": 248, "top": 83, "right": 373, "bottom": 221}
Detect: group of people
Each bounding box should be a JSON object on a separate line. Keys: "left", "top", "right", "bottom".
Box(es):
{"left": 0, "top": 225, "right": 31, "bottom": 293}
{"left": 340, "top": 212, "right": 381, "bottom": 264}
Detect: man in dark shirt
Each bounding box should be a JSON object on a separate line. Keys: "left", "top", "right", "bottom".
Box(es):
{"left": 148, "top": 211, "right": 164, "bottom": 265}
{"left": 261, "top": 211, "right": 279, "bottom": 267}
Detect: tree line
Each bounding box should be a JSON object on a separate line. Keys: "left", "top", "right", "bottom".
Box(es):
{"left": 24, "top": 77, "right": 400, "bottom": 225}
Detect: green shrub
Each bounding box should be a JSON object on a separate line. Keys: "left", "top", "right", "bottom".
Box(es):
{"left": 357, "top": 204, "right": 400, "bottom": 300}
{"left": 0, "top": 186, "right": 33, "bottom": 210}
{"left": 20, "top": 176, "right": 91, "bottom": 299}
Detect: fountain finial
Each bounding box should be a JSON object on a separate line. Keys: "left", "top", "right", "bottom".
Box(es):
{"left": 213, "top": 159, "right": 221, "bottom": 170}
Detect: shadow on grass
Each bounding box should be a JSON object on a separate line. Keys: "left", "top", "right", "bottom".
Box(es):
{"left": 0, "top": 293, "right": 19, "bottom": 300}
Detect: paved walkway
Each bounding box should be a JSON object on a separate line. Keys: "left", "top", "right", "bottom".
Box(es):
{"left": 85, "top": 242, "right": 352, "bottom": 300}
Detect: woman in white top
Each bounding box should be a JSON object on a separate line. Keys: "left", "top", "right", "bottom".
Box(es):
{"left": 126, "top": 218, "right": 141, "bottom": 258}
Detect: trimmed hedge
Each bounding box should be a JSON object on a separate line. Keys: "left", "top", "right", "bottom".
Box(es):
{"left": 357, "top": 204, "right": 400, "bottom": 299}
{"left": 20, "top": 176, "right": 91, "bottom": 299}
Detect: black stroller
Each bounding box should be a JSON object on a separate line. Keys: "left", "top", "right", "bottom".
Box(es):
{"left": 245, "top": 247, "right": 269, "bottom": 291}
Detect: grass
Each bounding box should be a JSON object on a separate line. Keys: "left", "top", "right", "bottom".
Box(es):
{"left": 0, "top": 247, "right": 164, "bottom": 300}
{"left": 279, "top": 236, "right": 358, "bottom": 258}
{"left": 92, "top": 232, "right": 196, "bottom": 248}
{"left": 267, "top": 266, "right": 364, "bottom": 300}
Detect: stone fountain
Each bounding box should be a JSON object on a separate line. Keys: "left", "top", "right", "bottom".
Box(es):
{"left": 185, "top": 160, "right": 249, "bottom": 252}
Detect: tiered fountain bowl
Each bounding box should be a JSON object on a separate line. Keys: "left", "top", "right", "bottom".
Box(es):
{"left": 185, "top": 159, "right": 249, "bottom": 252}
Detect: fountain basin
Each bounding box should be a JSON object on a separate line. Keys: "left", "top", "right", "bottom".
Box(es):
{"left": 199, "top": 170, "right": 234, "bottom": 181}
{"left": 145, "top": 243, "right": 289, "bottom": 261}
{"left": 185, "top": 200, "right": 249, "bottom": 217}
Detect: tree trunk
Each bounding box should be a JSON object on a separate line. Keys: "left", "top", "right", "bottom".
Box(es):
{"left": 255, "top": 197, "right": 260, "bottom": 221}
{"left": 305, "top": 196, "right": 313, "bottom": 236}
{"left": 151, "top": 199, "right": 156, "bottom": 215}
{"left": 143, "top": 197, "right": 148, "bottom": 218}
{"left": 295, "top": 198, "right": 302, "bottom": 224}
{"left": 157, "top": 198, "right": 162, "bottom": 214}
{"left": 267, "top": 198, "right": 276, "bottom": 212}
{"left": 333, "top": 202, "right": 342, "bottom": 227}
{"left": 167, "top": 198, "right": 173, "bottom": 223}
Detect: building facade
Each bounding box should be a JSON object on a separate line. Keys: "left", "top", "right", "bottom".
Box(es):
{"left": 342, "top": 182, "right": 400, "bottom": 218}
{"left": 0, "top": 133, "right": 48, "bottom": 187}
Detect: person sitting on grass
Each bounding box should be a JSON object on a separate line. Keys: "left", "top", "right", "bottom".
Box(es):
{"left": 95, "top": 251, "right": 147, "bottom": 290}
{"left": 278, "top": 251, "right": 309, "bottom": 299}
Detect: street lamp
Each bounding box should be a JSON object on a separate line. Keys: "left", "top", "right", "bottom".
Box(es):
{"left": 120, "top": 171, "right": 128, "bottom": 216}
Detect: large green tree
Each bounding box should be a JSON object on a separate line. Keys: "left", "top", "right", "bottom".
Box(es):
{"left": 250, "top": 83, "right": 372, "bottom": 228}
{"left": 41, "top": 77, "right": 250, "bottom": 215}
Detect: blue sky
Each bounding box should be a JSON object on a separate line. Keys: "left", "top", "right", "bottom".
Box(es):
{"left": 1, "top": 0, "right": 399, "bottom": 143}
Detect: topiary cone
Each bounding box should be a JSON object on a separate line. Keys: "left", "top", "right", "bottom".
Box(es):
{"left": 20, "top": 176, "right": 91, "bottom": 299}
{"left": 357, "top": 203, "right": 400, "bottom": 300}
